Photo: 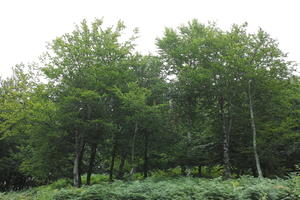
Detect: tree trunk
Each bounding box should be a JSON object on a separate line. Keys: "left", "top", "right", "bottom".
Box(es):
{"left": 186, "top": 98, "right": 193, "bottom": 177}
{"left": 223, "top": 135, "right": 231, "bottom": 179}
{"left": 73, "top": 133, "right": 80, "bottom": 187}
{"left": 129, "top": 123, "right": 138, "bottom": 178}
{"left": 78, "top": 142, "right": 85, "bottom": 186}
{"left": 116, "top": 152, "right": 127, "bottom": 179}
{"left": 109, "top": 142, "right": 117, "bottom": 181}
{"left": 143, "top": 131, "right": 149, "bottom": 178}
{"left": 248, "top": 80, "right": 263, "bottom": 178}
{"left": 186, "top": 131, "right": 192, "bottom": 176}
{"left": 73, "top": 131, "right": 85, "bottom": 187}
{"left": 220, "top": 97, "right": 231, "bottom": 179}
{"left": 86, "top": 143, "right": 97, "bottom": 185}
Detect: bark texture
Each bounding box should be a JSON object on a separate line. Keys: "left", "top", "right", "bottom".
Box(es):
{"left": 129, "top": 123, "right": 138, "bottom": 178}
{"left": 248, "top": 80, "right": 263, "bottom": 178}
{"left": 73, "top": 131, "right": 85, "bottom": 187}
{"left": 219, "top": 97, "right": 232, "bottom": 179}
{"left": 86, "top": 143, "right": 97, "bottom": 185}
{"left": 117, "top": 152, "right": 127, "bottom": 179}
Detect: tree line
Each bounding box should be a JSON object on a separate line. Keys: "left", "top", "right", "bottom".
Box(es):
{"left": 1, "top": 19, "right": 299, "bottom": 190}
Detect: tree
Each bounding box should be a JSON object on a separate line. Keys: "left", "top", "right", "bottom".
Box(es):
{"left": 0, "top": 64, "right": 52, "bottom": 188}
{"left": 1, "top": 19, "right": 299, "bottom": 192}
{"left": 157, "top": 20, "right": 237, "bottom": 178}
{"left": 42, "top": 19, "right": 137, "bottom": 187}
{"left": 157, "top": 20, "right": 295, "bottom": 178}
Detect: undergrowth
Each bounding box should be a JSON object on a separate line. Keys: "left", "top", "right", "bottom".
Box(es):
{"left": 0, "top": 175, "right": 299, "bottom": 200}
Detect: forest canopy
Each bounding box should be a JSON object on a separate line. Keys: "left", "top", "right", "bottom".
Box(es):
{"left": 0, "top": 19, "right": 299, "bottom": 191}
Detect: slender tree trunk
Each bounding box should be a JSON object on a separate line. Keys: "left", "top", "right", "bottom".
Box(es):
{"left": 248, "top": 80, "right": 263, "bottom": 178}
{"left": 73, "top": 132, "right": 80, "bottom": 187}
{"left": 129, "top": 123, "right": 138, "bottom": 178}
{"left": 117, "top": 152, "right": 127, "bottom": 179}
{"left": 109, "top": 142, "right": 117, "bottom": 181}
{"left": 186, "top": 131, "right": 192, "bottom": 176}
{"left": 86, "top": 143, "right": 97, "bottom": 185}
{"left": 223, "top": 131, "right": 231, "bottom": 179}
{"left": 73, "top": 131, "right": 85, "bottom": 187}
{"left": 186, "top": 98, "right": 193, "bottom": 177}
{"left": 143, "top": 131, "right": 149, "bottom": 178}
{"left": 78, "top": 142, "right": 85, "bottom": 186}
{"left": 220, "top": 97, "right": 231, "bottom": 179}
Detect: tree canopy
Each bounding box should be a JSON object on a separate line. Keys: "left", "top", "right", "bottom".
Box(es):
{"left": 0, "top": 19, "right": 299, "bottom": 191}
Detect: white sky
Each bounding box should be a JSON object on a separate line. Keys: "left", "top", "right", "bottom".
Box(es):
{"left": 0, "top": 0, "right": 299, "bottom": 77}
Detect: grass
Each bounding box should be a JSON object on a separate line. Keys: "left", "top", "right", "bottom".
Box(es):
{"left": 0, "top": 175, "right": 299, "bottom": 200}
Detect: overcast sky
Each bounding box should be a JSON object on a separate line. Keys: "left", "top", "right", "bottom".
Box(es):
{"left": 0, "top": 0, "right": 299, "bottom": 77}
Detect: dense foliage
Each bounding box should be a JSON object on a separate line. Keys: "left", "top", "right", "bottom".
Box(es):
{"left": 0, "top": 175, "right": 300, "bottom": 200}
{"left": 0, "top": 19, "right": 299, "bottom": 192}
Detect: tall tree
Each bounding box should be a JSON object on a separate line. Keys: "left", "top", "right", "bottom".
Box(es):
{"left": 157, "top": 20, "right": 294, "bottom": 178}
{"left": 42, "top": 19, "right": 137, "bottom": 187}
{"left": 157, "top": 20, "right": 236, "bottom": 178}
